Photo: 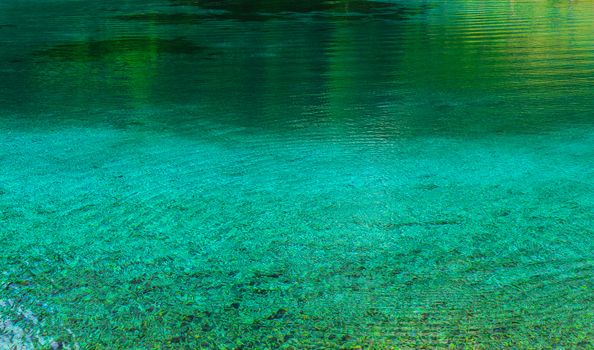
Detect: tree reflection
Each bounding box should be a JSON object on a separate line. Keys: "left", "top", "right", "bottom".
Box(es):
{"left": 8, "top": 0, "right": 594, "bottom": 134}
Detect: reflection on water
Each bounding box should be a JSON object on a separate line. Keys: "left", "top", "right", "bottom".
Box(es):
{"left": 36, "top": 37, "right": 205, "bottom": 62}
{"left": 1, "top": 0, "right": 594, "bottom": 348}
{"left": 1, "top": 0, "right": 594, "bottom": 135}
{"left": 158, "top": 0, "right": 432, "bottom": 21}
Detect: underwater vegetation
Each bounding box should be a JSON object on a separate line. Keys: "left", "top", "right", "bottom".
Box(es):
{"left": 1, "top": 0, "right": 594, "bottom": 348}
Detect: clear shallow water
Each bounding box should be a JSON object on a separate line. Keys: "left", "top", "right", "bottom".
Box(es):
{"left": 1, "top": 0, "right": 593, "bottom": 348}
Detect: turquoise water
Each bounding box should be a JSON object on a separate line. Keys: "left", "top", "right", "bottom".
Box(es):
{"left": 1, "top": 0, "right": 594, "bottom": 348}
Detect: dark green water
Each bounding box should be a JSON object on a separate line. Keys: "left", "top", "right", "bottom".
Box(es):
{"left": 1, "top": 0, "right": 593, "bottom": 348}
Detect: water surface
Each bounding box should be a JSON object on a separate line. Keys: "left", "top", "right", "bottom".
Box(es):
{"left": 1, "top": 0, "right": 593, "bottom": 348}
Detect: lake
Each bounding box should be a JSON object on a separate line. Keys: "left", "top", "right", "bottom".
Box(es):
{"left": 1, "top": 0, "right": 593, "bottom": 348}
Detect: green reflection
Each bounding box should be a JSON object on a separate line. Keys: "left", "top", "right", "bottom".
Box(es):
{"left": 8, "top": 0, "right": 592, "bottom": 134}
{"left": 164, "top": 0, "right": 432, "bottom": 20}
{"left": 36, "top": 37, "right": 203, "bottom": 62}
{"left": 1, "top": 0, "right": 594, "bottom": 348}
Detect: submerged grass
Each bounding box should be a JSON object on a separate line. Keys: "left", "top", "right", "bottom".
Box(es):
{"left": 2, "top": 0, "right": 594, "bottom": 347}
{"left": 1, "top": 121, "right": 593, "bottom": 348}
